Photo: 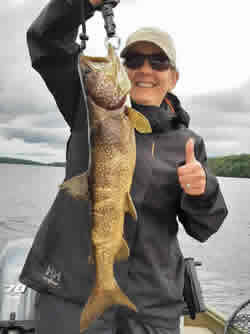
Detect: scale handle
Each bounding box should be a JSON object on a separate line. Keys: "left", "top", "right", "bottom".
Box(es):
{"left": 101, "top": 0, "right": 120, "bottom": 38}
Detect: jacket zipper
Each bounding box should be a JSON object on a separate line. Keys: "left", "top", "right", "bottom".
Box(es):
{"left": 152, "top": 141, "right": 155, "bottom": 158}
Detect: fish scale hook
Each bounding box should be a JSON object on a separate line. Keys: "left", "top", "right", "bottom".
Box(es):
{"left": 79, "top": 0, "right": 120, "bottom": 52}
{"left": 101, "top": 0, "right": 121, "bottom": 50}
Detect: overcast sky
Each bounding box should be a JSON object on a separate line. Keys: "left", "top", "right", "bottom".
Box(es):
{"left": 1, "top": 0, "right": 250, "bottom": 163}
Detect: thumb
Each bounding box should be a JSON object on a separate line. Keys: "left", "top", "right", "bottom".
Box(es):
{"left": 185, "top": 138, "right": 196, "bottom": 164}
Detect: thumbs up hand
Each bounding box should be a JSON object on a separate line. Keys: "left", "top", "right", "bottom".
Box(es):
{"left": 177, "top": 138, "right": 206, "bottom": 196}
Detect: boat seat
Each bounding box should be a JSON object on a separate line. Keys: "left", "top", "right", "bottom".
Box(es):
{"left": 183, "top": 326, "right": 215, "bottom": 334}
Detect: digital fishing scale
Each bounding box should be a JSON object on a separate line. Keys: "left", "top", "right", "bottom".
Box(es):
{"left": 79, "top": 0, "right": 120, "bottom": 52}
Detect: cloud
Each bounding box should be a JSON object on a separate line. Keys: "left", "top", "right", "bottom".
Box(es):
{"left": 182, "top": 80, "right": 250, "bottom": 156}
{"left": 0, "top": 133, "right": 66, "bottom": 163}
{"left": 0, "top": 126, "right": 68, "bottom": 148}
{"left": 1, "top": 0, "right": 250, "bottom": 163}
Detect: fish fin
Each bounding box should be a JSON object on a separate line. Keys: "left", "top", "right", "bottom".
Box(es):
{"left": 59, "top": 172, "right": 89, "bottom": 200}
{"left": 115, "top": 238, "right": 129, "bottom": 262}
{"left": 126, "top": 107, "right": 152, "bottom": 134}
{"left": 126, "top": 192, "right": 138, "bottom": 221}
{"left": 80, "top": 281, "right": 137, "bottom": 333}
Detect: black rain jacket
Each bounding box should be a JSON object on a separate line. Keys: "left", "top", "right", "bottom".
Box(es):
{"left": 19, "top": 0, "right": 228, "bottom": 329}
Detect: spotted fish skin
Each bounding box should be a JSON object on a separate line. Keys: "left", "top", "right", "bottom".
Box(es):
{"left": 60, "top": 45, "right": 151, "bottom": 333}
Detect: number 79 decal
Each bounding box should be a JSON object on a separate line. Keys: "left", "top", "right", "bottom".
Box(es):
{"left": 3, "top": 284, "right": 27, "bottom": 294}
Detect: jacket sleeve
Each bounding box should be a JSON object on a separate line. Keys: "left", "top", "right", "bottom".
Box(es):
{"left": 27, "top": 0, "right": 95, "bottom": 127}
{"left": 177, "top": 137, "right": 228, "bottom": 242}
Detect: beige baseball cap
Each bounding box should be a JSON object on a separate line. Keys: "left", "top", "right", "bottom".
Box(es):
{"left": 120, "top": 27, "right": 177, "bottom": 68}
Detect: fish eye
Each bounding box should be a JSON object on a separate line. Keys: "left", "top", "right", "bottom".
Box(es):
{"left": 84, "top": 66, "right": 92, "bottom": 75}
{"left": 80, "top": 63, "right": 92, "bottom": 76}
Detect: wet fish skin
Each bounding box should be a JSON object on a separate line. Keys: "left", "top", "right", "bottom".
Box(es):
{"left": 60, "top": 45, "right": 151, "bottom": 333}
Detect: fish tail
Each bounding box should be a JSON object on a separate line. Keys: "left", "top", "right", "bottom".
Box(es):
{"left": 80, "top": 281, "right": 137, "bottom": 333}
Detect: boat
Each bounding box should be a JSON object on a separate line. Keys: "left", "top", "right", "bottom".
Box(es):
{"left": 0, "top": 238, "right": 36, "bottom": 332}
{"left": 183, "top": 308, "right": 236, "bottom": 334}
{"left": 0, "top": 238, "right": 247, "bottom": 333}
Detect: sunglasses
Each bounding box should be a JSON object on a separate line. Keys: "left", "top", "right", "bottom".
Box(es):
{"left": 123, "top": 53, "right": 172, "bottom": 71}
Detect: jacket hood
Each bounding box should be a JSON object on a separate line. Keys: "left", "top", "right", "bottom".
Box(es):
{"left": 166, "top": 92, "right": 190, "bottom": 128}
{"left": 131, "top": 92, "right": 190, "bottom": 133}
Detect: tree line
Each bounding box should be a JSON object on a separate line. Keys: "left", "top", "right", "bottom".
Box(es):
{"left": 1, "top": 155, "right": 250, "bottom": 178}
{"left": 207, "top": 154, "right": 250, "bottom": 178}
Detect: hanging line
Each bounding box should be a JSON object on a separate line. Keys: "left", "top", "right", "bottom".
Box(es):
{"left": 77, "top": 3, "right": 92, "bottom": 170}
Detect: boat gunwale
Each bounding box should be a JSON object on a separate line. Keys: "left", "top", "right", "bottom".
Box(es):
{"left": 184, "top": 307, "right": 245, "bottom": 334}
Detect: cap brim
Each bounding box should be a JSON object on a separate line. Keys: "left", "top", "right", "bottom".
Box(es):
{"left": 120, "top": 40, "right": 167, "bottom": 58}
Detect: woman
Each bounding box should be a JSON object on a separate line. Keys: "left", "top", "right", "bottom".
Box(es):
{"left": 20, "top": 0, "right": 228, "bottom": 333}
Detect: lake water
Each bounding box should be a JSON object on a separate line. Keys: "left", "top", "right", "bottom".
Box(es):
{"left": 0, "top": 164, "right": 249, "bottom": 319}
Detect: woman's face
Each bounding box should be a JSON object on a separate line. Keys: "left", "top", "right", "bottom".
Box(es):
{"left": 125, "top": 42, "right": 178, "bottom": 106}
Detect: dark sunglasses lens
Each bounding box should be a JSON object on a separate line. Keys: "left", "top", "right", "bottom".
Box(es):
{"left": 124, "top": 55, "right": 145, "bottom": 69}
{"left": 150, "top": 55, "right": 170, "bottom": 71}
{"left": 124, "top": 54, "right": 171, "bottom": 71}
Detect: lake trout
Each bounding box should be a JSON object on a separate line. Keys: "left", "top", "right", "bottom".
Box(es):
{"left": 60, "top": 45, "right": 151, "bottom": 333}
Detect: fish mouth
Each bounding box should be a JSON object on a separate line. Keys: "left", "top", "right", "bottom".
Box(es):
{"left": 80, "top": 45, "right": 131, "bottom": 109}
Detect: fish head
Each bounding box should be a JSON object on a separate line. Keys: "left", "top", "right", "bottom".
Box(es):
{"left": 80, "top": 45, "right": 131, "bottom": 110}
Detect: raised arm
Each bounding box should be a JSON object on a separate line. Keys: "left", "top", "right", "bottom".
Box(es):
{"left": 27, "top": 0, "right": 97, "bottom": 127}
{"left": 178, "top": 137, "right": 228, "bottom": 242}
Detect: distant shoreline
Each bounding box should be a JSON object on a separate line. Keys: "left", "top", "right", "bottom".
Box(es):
{"left": 0, "top": 157, "right": 65, "bottom": 167}
{"left": 1, "top": 155, "right": 250, "bottom": 178}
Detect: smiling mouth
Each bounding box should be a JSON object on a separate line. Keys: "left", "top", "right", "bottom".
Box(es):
{"left": 136, "top": 82, "right": 156, "bottom": 88}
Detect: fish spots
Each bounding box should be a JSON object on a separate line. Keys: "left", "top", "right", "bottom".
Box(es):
{"left": 97, "top": 249, "right": 113, "bottom": 266}
{"left": 92, "top": 212, "right": 112, "bottom": 235}
{"left": 87, "top": 71, "right": 126, "bottom": 109}
{"left": 103, "top": 145, "right": 113, "bottom": 157}
{"left": 78, "top": 46, "right": 138, "bottom": 332}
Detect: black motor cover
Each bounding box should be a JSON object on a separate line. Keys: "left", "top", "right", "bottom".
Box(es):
{"left": 0, "top": 239, "right": 36, "bottom": 332}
